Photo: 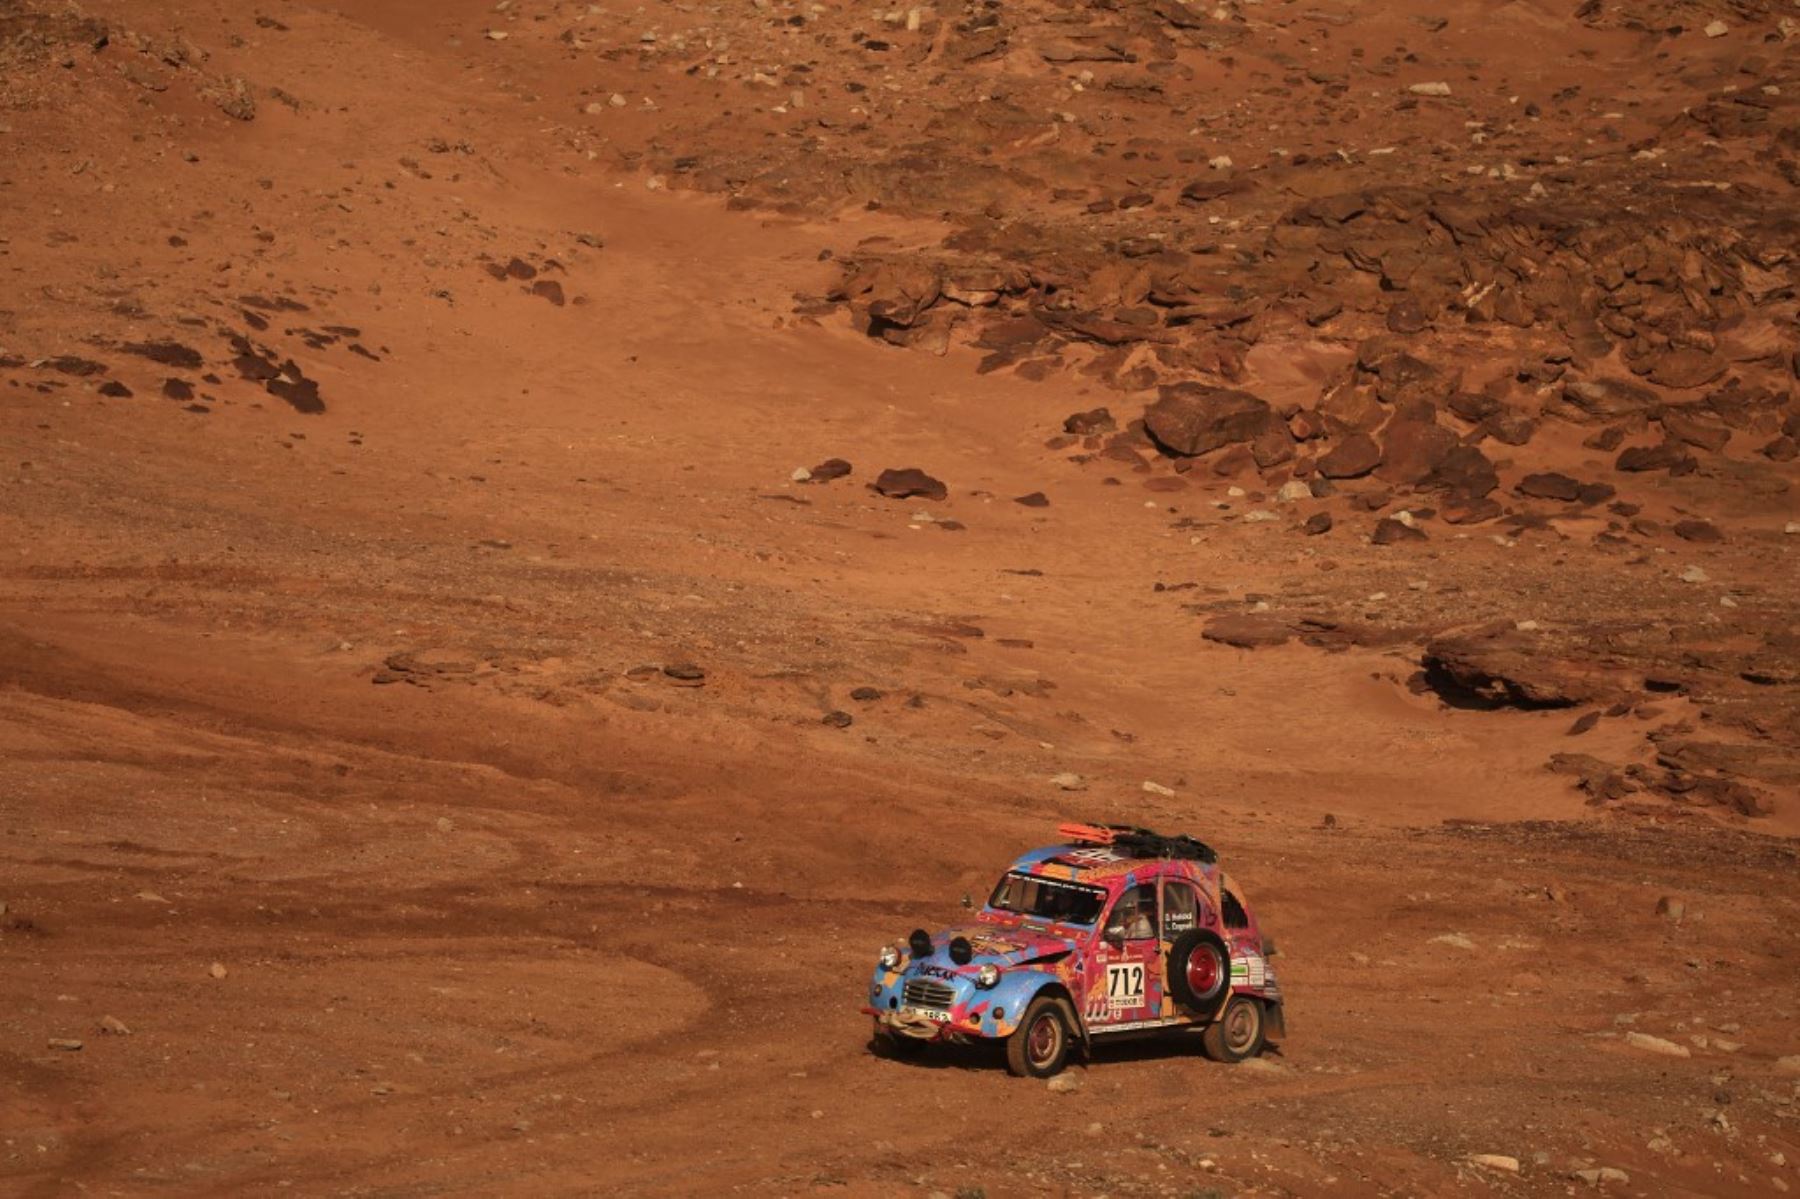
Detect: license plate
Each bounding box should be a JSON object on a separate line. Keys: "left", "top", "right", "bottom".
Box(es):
{"left": 901, "top": 1006, "right": 950, "bottom": 1022}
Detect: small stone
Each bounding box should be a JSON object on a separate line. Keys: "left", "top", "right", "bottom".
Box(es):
{"left": 485, "top": 29, "right": 509, "bottom": 39}
{"left": 47, "top": 1038, "right": 84, "bottom": 1051}
{"left": 1014, "top": 491, "right": 1051, "bottom": 508}
{"left": 1775, "top": 1054, "right": 1800, "bottom": 1075}
{"left": 1624, "top": 1032, "right": 1689, "bottom": 1057}
{"left": 208, "top": 962, "right": 228, "bottom": 980}
{"left": 1141, "top": 780, "right": 1175, "bottom": 797}
{"left": 1655, "top": 896, "right": 1685, "bottom": 921}
{"left": 1303, "top": 512, "right": 1333, "bottom": 536}
{"left": 849, "top": 686, "right": 883, "bottom": 702}
{"left": 1679, "top": 566, "right": 1709, "bottom": 583}
{"left": 1049, "top": 772, "right": 1088, "bottom": 791}
{"left": 791, "top": 466, "right": 812, "bottom": 482}
{"left": 1703, "top": 19, "right": 1727, "bottom": 36}
{"left": 821, "top": 710, "right": 853, "bottom": 728}
{"left": 435, "top": 816, "right": 455, "bottom": 833}
{"left": 1786, "top": 522, "right": 1800, "bottom": 535}
{"left": 663, "top": 662, "right": 706, "bottom": 683}
{"left": 1047, "top": 1074, "right": 1082, "bottom": 1093}
{"left": 1409, "top": 81, "right": 1453, "bottom": 96}
{"left": 1431, "top": 932, "right": 1476, "bottom": 950}
{"left": 99, "top": 1015, "right": 131, "bottom": 1036}
{"left": 1276, "top": 480, "right": 1311, "bottom": 503}
{"left": 1242, "top": 509, "right": 1279, "bottom": 523}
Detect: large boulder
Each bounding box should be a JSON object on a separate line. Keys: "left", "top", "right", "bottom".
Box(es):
{"left": 1422, "top": 629, "right": 1627, "bottom": 709}
{"left": 1143, "top": 383, "right": 1273, "bottom": 457}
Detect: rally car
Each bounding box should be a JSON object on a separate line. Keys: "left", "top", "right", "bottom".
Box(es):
{"left": 862, "top": 823, "right": 1284, "bottom": 1077}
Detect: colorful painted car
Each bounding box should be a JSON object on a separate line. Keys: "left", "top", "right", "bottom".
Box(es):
{"left": 862, "top": 823, "right": 1284, "bottom": 1077}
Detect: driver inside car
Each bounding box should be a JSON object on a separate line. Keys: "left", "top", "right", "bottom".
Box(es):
{"left": 1105, "top": 884, "right": 1156, "bottom": 940}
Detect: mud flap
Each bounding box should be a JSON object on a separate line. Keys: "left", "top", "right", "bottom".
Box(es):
{"left": 1264, "top": 999, "right": 1288, "bottom": 1042}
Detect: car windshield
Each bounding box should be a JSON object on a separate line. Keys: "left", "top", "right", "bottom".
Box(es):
{"left": 987, "top": 872, "right": 1107, "bottom": 926}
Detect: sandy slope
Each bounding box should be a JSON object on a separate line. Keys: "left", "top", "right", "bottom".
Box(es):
{"left": 2, "top": 0, "right": 1798, "bottom": 1195}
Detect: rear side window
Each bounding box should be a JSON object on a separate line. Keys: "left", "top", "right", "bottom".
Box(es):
{"left": 1222, "top": 887, "right": 1250, "bottom": 930}
{"left": 1163, "top": 881, "right": 1199, "bottom": 937}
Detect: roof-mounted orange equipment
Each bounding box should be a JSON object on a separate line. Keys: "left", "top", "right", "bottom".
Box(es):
{"left": 1057, "top": 821, "right": 1117, "bottom": 846}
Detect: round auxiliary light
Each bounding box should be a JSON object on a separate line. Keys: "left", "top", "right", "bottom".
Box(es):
{"left": 878, "top": 945, "right": 901, "bottom": 970}
{"left": 976, "top": 964, "right": 1001, "bottom": 989}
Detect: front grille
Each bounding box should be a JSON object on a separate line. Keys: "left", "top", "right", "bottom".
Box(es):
{"left": 903, "top": 978, "right": 955, "bottom": 1010}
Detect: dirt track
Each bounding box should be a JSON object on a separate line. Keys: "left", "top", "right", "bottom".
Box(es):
{"left": 3, "top": 0, "right": 1800, "bottom": 1195}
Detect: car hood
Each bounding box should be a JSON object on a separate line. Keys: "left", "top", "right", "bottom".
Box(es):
{"left": 927, "top": 921, "right": 1081, "bottom": 969}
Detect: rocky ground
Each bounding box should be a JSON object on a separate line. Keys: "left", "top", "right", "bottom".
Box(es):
{"left": 1, "top": 0, "right": 1798, "bottom": 1195}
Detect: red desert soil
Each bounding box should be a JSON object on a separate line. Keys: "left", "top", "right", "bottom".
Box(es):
{"left": 2, "top": 0, "right": 1798, "bottom": 1194}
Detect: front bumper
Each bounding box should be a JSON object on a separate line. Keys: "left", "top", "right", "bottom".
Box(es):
{"left": 863, "top": 1005, "right": 991, "bottom": 1042}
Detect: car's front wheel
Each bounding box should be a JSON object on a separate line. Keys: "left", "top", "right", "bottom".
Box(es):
{"left": 1005, "top": 995, "right": 1072, "bottom": 1078}
{"left": 1201, "top": 994, "right": 1266, "bottom": 1063}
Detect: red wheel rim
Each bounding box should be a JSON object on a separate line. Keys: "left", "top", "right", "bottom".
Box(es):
{"left": 1186, "top": 946, "right": 1222, "bottom": 998}
{"left": 1028, "top": 1014, "right": 1058, "bottom": 1065}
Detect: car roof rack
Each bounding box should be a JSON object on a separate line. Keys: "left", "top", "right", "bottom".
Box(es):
{"left": 1058, "top": 821, "right": 1218, "bottom": 864}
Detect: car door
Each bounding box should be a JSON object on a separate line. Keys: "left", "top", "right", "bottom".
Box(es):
{"left": 1084, "top": 882, "right": 1161, "bottom": 1027}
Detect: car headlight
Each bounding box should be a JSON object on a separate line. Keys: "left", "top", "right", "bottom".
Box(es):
{"left": 878, "top": 945, "right": 902, "bottom": 970}
{"left": 975, "top": 964, "right": 1001, "bottom": 989}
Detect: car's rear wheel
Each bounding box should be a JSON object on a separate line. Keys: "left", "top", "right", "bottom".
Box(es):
{"left": 1201, "top": 994, "right": 1265, "bottom": 1063}
{"left": 1005, "top": 996, "right": 1072, "bottom": 1078}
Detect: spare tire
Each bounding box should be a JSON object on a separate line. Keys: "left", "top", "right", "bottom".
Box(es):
{"left": 1166, "top": 929, "right": 1231, "bottom": 1019}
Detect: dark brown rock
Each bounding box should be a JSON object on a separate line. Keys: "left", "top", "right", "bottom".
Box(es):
{"left": 1673, "top": 519, "right": 1723, "bottom": 543}
{"left": 1561, "top": 377, "right": 1658, "bottom": 422}
{"left": 1142, "top": 383, "right": 1272, "bottom": 457}
{"left": 873, "top": 468, "right": 948, "bottom": 501}
{"left": 1372, "top": 517, "right": 1427, "bottom": 545}
{"left": 1616, "top": 441, "right": 1690, "bottom": 472}
{"left": 1377, "top": 420, "right": 1459, "bottom": 487}
{"left": 1440, "top": 495, "right": 1503, "bottom": 524}
{"left": 1302, "top": 511, "right": 1333, "bottom": 535}
{"left": 1645, "top": 347, "right": 1727, "bottom": 390}
{"left": 1661, "top": 409, "right": 1731, "bottom": 452}
{"left": 1423, "top": 630, "right": 1622, "bottom": 708}
{"left": 1517, "top": 472, "right": 1582, "bottom": 502}
{"left": 1385, "top": 298, "right": 1430, "bottom": 334}
{"left": 1201, "top": 613, "right": 1293, "bottom": 649}
{"left": 1063, "top": 407, "right": 1116, "bottom": 435}
{"left": 1014, "top": 491, "right": 1050, "bottom": 508}
{"left": 1429, "top": 446, "right": 1500, "bottom": 498}
{"left": 1317, "top": 433, "right": 1381, "bottom": 479}
{"left": 808, "top": 457, "right": 852, "bottom": 481}
{"left": 123, "top": 341, "right": 204, "bottom": 369}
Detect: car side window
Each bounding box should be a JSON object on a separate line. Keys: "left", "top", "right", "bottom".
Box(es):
{"left": 1222, "top": 886, "right": 1250, "bottom": 930}
{"left": 1163, "top": 881, "right": 1198, "bottom": 937}
{"left": 1103, "top": 883, "right": 1158, "bottom": 941}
